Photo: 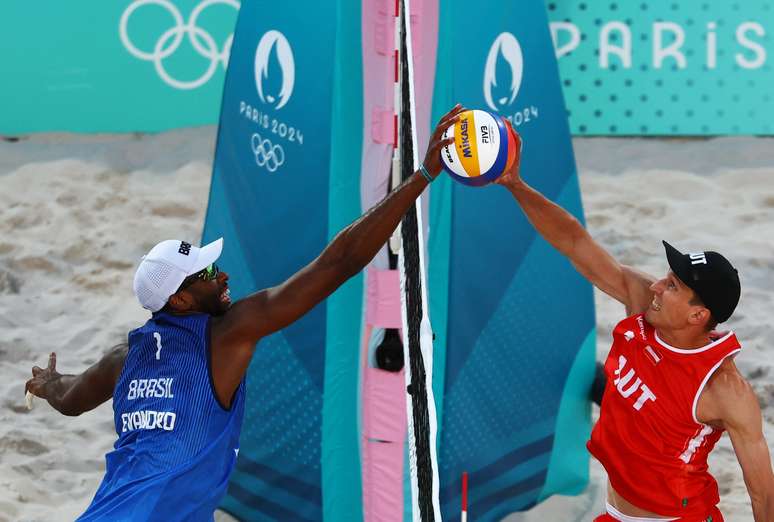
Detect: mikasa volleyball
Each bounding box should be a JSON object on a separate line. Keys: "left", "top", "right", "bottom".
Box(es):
{"left": 440, "top": 109, "right": 519, "bottom": 186}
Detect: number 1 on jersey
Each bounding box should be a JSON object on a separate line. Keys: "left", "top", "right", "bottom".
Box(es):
{"left": 153, "top": 332, "right": 162, "bottom": 360}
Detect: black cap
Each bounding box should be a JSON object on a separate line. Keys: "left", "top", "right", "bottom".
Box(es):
{"left": 662, "top": 241, "right": 741, "bottom": 323}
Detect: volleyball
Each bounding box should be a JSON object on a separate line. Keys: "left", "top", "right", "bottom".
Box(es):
{"left": 440, "top": 109, "right": 518, "bottom": 186}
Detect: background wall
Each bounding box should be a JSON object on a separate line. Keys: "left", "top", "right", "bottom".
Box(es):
{"left": 0, "top": 0, "right": 237, "bottom": 133}
{"left": 550, "top": 0, "right": 774, "bottom": 135}
{"left": 2, "top": 1, "right": 772, "bottom": 134}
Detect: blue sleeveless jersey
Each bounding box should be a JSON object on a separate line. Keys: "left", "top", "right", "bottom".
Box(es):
{"left": 79, "top": 312, "right": 246, "bottom": 522}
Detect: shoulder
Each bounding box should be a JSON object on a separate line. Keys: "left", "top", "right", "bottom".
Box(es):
{"left": 108, "top": 342, "right": 129, "bottom": 358}
{"left": 101, "top": 343, "right": 129, "bottom": 369}
{"left": 210, "top": 298, "right": 266, "bottom": 351}
{"left": 91, "top": 342, "right": 129, "bottom": 388}
{"left": 705, "top": 359, "right": 750, "bottom": 398}
{"left": 699, "top": 359, "right": 759, "bottom": 428}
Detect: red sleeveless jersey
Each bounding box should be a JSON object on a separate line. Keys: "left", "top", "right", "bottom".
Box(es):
{"left": 587, "top": 314, "right": 741, "bottom": 519}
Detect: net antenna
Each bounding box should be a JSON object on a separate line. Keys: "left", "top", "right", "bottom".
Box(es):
{"left": 393, "top": 0, "right": 441, "bottom": 519}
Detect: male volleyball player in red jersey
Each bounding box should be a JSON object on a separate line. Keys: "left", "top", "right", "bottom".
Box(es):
{"left": 497, "top": 124, "right": 774, "bottom": 521}
{"left": 23, "top": 105, "right": 466, "bottom": 521}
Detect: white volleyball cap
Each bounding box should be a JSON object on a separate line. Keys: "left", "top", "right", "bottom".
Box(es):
{"left": 133, "top": 238, "right": 223, "bottom": 312}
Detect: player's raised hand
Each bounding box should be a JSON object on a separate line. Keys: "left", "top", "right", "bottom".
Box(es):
{"left": 422, "top": 104, "right": 466, "bottom": 178}
{"left": 25, "top": 352, "right": 60, "bottom": 399}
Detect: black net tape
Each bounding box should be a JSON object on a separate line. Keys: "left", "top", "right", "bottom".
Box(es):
{"left": 399, "top": 1, "right": 434, "bottom": 519}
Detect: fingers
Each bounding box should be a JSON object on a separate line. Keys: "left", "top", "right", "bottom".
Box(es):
{"left": 432, "top": 114, "right": 462, "bottom": 145}
{"left": 427, "top": 104, "right": 465, "bottom": 146}
{"left": 437, "top": 136, "right": 455, "bottom": 150}
{"left": 439, "top": 103, "right": 462, "bottom": 122}
{"left": 437, "top": 116, "right": 460, "bottom": 138}
{"left": 26, "top": 353, "right": 57, "bottom": 398}
{"left": 438, "top": 105, "right": 464, "bottom": 129}
{"left": 25, "top": 378, "right": 40, "bottom": 396}
{"left": 30, "top": 352, "right": 56, "bottom": 379}
{"left": 444, "top": 104, "right": 465, "bottom": 120}
{"left": 429, "top": 133, "right": 455, "bottom": 153}
{"left": 503, "top": 118, "right": 523, "bottom": 152}
{"left": 504, "top": 119, "right": 523, "bottom": 151}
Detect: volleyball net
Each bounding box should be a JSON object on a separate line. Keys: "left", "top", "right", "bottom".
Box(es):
{"left": 394, "top": 0, "right": 441, "bottom": 519}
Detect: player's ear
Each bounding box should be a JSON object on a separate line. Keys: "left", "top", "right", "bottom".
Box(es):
{"left": 168, "top": 291, "right": 195, "bottom": 312}
{"left": 688, "top": 306, "right": 710, "bottom": 327}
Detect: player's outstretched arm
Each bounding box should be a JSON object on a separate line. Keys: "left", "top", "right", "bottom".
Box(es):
{"left": 25, "top": 346, "right": 128, "bottom": 416}
{"left": 224, "top": 104, "right": 461, "bottom": 342}
{"left": 495, "top": 123, "right": 654, "bottom": 315}
{"left": 703, "top": 368, "right": 774, "bottom": 521}
{"left": 208, "top": 105, "right": 463, "bottom": 405}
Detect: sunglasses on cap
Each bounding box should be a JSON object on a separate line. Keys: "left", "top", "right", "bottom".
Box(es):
{"left": 178, "top": 263, "right": 220, "bottom": 291}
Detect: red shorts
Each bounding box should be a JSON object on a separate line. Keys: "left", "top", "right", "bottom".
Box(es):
{"left": 593, "top": 506, "right": 723, "bottom": 522}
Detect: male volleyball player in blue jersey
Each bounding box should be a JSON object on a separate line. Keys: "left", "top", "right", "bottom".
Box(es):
{"left": 24, "top": 105, "right": 466, "bottom": 521}
{"left": 497, "top": 122, "right": 774, "bottom": 521}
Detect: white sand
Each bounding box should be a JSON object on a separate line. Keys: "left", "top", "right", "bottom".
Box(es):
{"left": 1, "top": 130, "right": 772, "bottom": 521}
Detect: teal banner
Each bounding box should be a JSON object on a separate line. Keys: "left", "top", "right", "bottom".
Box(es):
{"left": 4, "top": 2, "right": 771, "bottom": 135}
{"left": 0, "top": 0, "right": 237, "bottom": 134}
{"left": 547, "top": 0, "right": 774, "bottom": 135}
{"left": 431, "top": 0, "right": 595, "bottom": 519}
{"left": 202, "top": 0, "right": 364, "bottom": 520}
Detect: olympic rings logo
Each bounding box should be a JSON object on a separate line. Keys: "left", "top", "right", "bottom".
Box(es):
{"left": 251, "top": 133, "right": 285, "bottom": 172}
{"left": 119, "top": 0, "right": 239, "bottom": 90}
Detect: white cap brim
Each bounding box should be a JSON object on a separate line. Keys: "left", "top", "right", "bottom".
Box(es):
{"left": 189, "top": 237, "right": 223, "bottom": 275}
